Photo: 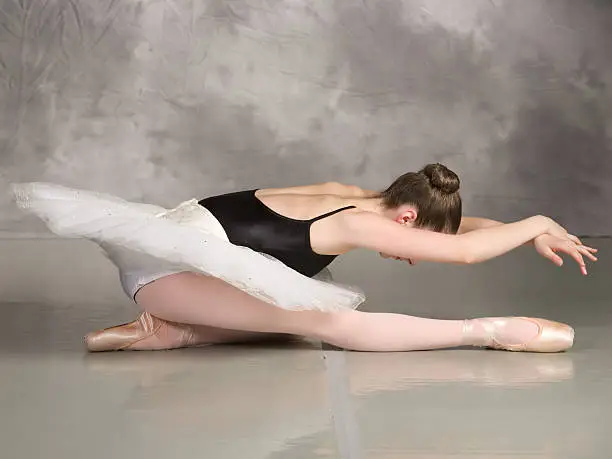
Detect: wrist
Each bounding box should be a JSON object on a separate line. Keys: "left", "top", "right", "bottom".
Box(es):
{"left": 533, "top": 215, "right": 552, "bottom": 235}
{"left": 525, "top": 216, "right": 551, "bottom": 245}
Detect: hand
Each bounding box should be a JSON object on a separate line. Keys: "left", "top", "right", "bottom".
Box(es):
{"left": 534, "top": 234, "right": 598, "bottom": 275}
{"left": 538, "top": 215, "right": 590, "bottom": 251}
{"left": 539, "top": 215, "right": 571, "bottom": 240}
{"left": 539, "top": 216, "right": 586, "bottom": 247}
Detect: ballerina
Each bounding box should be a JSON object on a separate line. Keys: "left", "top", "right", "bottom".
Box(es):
{"left": 12, "top": 163, "right": 596, "bottom": 353}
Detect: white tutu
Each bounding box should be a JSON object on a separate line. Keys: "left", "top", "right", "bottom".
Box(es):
{"left": 11, "top": 182, "right": 366, "bottom": 312}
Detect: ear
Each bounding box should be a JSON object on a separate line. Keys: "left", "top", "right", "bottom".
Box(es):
{"left": 396, "top": 207, "right": 418, "bottom": 225}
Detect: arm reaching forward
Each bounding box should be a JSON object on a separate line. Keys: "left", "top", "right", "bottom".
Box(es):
{"left": 342, "top": 212, "right": 595, "bottom": 273}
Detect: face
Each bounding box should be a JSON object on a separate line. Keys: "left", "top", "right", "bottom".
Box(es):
{"left": 379, "top": 251, "right": 418, "bottom": 265}
{"left": 379, "top": 207, "right": 423, "bottom": 266}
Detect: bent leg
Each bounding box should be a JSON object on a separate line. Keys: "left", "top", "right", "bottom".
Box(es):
{"left": 133, "top": 272, "right": 569, "bottom": 352}
{"left": 85, "top": 313, "right": 295, "bottom": 352}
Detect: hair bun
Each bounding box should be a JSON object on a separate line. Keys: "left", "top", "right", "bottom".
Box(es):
{"left": 422, "top": 163, "right": 460, "bottom": 194}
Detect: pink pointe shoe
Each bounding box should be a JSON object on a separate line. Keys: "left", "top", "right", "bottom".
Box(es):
{"left": 85, "top": 312, "right": 197, "bottom": 352}
{"left": 464, "top": 317, "right": 575, "bottom": 353}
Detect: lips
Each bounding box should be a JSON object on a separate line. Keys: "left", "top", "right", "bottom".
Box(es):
{"left": 393, "top": 257, "right": 415, "bottom": 265}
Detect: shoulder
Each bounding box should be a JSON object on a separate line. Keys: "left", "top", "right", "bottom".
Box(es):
{"left": 337, "top": 209, "right": 389, "bottom": 232}
{"left": 258, "top": 182, "right": 372, "bottom": 197}
{"left": 334, "top": 209, "right": 393, "bottom": 245}
{"left": 315, "top": 181, "right": 369, "bottom": 197}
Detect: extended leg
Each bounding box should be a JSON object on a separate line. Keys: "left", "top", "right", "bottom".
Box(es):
{"left": 127, "top": 272, "right": 573, "bottom": 353}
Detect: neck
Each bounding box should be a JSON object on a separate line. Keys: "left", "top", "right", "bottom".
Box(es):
{"left": 350, "top": 195, "right": 388, "bottom": 216}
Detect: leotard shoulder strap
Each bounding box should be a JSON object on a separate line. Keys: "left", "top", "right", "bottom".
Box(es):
{"left": 309, "top": 205, "right": 356, "bottom": 223}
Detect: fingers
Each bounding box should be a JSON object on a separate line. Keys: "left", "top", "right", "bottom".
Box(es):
{"left": 567, "top": 247, "right": 587, "bottom": 275}
{"left": 566, "top": 235, "right": 599, "bottom": 252}
{"left": 544, "top": 247, "right": 564, "bottom": 267}
{"left": 565, "top": 235, "right": 599, "bottom": 265}
{"left": 561, "top": 244, "right": 588, "bottom": 275}
{"left": 566, "top": 234, "right": 599, "bottom": 251}
{"left": 577, "top": 246, "right": 598, "bottom": 262}
{"left": 574, "top": 251, "right": 588, "bottom": 276}
{"left": 537, "top": 233, "right": 598, "bottom": 275}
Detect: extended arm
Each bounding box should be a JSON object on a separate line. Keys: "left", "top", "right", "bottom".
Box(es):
{"left": 459, "top": 216, "right": 532, "bottom": 247}
{"left": 342, "top": 212, "right": 593, "bottom": 272}
{"left": 344, "top": 212, "right": 552, "bottom": 264}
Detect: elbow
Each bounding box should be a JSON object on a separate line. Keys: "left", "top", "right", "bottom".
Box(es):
{"left": 456, "top": 240, "right": 480, "bottom": 265}
{"left": 461, "top": 254, "right": 478, "bottom": 265}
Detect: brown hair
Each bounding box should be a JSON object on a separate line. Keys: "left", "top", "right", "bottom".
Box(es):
{"left": 378, "top": 163, "right": 462, "bottom": 234}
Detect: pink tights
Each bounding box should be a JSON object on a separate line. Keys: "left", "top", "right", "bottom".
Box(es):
{"left": 126, "top": 272, "right": 540, "bottom": 352}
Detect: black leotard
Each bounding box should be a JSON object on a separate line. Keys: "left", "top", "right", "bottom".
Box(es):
{"left": 198, "top": 190, "right": 355, "bottom": 277}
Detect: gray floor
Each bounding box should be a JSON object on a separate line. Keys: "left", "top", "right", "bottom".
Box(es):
{"left": 1, "top": 237, "right": 610, "bottom": 458}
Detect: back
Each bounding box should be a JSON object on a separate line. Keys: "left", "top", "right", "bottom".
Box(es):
{"left": 198, "top": 189, "right": 355, "bottom": 277}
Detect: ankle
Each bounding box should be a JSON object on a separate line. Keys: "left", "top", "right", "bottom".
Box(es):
{"left": 461, "top": 319, "right": 489, "bottom": 347}
{"left": 462, "top": 317, "right": 541, "bottom": 348}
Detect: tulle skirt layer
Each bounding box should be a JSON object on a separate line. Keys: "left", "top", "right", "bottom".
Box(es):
{"left": 11, "top": 183, "right": 366, "bottom": 312}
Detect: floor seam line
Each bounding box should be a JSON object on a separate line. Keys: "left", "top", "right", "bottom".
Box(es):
{"left": 322, "top": 343, "right": 363, "bottom": 459}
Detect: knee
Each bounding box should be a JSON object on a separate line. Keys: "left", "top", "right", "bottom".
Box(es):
{"left": 278, "top": 310, "right": 328, "bottom": 340}
{"left": 292, "top": 310, "right": 349, "bottom": 343}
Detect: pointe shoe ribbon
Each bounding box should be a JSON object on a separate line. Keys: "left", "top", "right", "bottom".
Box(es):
{"left": 464, "top": 317, "right": 575, "bottom": 353}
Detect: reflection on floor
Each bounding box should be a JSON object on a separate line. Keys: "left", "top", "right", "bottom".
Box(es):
{"left": 1, "top": 237, "right": 610, "bottom": 458}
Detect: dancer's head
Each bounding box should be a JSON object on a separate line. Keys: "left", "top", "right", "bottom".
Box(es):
{"left": 379, "top": 163, "right": 462, "bottom": 234}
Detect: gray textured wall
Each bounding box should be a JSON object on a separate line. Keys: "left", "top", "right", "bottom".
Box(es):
{"left": 1, "top": 0, "right": 611, "bottom": 235}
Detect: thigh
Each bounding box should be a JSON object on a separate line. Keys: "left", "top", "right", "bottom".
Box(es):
{"left": 134, "top": 272, "right": 318, "bottom": 336}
